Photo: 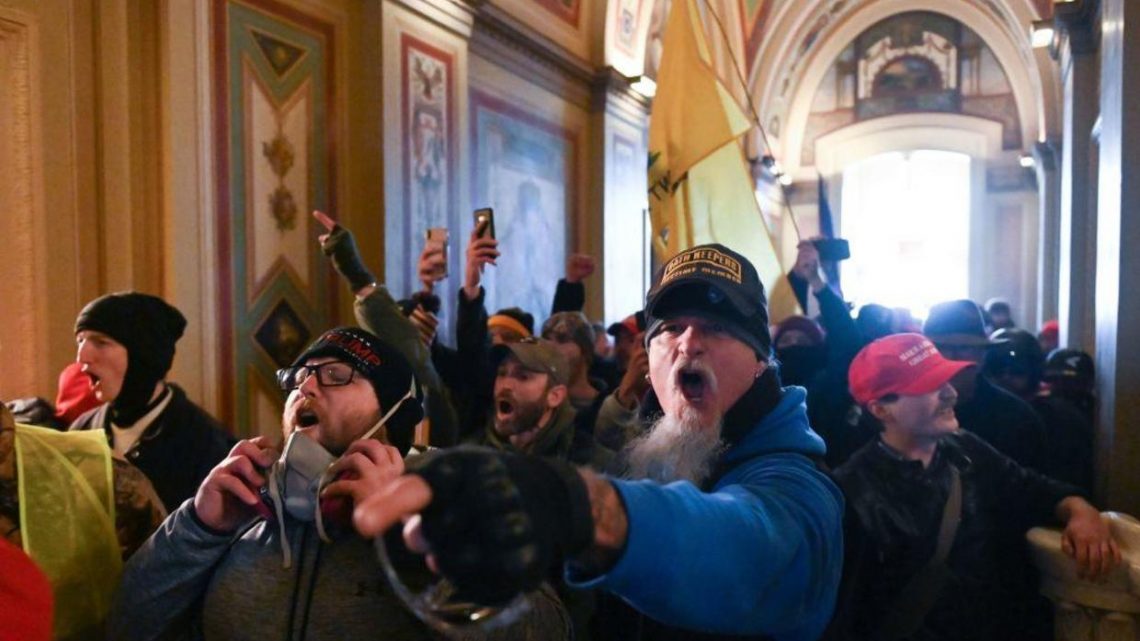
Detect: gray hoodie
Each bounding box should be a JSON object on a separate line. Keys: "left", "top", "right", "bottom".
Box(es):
{"left": 107, "top": 501, "right": 570, "bottom": 641}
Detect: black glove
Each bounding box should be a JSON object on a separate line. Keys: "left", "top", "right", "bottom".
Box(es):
{"left": 409, "top": 447, "right": 594, "bottom": 606}
{"left": 397, "top": 291, "right": 442, "bottom": 317}
{"left": 320, "top": 225, "right": 377, "bottom": 291}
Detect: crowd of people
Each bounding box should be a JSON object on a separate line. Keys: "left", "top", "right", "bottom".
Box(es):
{"left": 0, "top": 210, "right": 1117, "bottom": 641}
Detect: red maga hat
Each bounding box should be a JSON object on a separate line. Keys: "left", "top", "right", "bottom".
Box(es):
{"left": 848, "top": 333, "right": 974, "bottom": 405}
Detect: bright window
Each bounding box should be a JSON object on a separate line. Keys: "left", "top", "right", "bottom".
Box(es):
{"left": 840, "top": 150, "right": 971, "bottom": 320}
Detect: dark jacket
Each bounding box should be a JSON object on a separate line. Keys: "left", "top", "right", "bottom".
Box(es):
{"left": 805, "top": 284, "right": 877, "bottom": 469}
{"left": 956, "top": 375, "right": 1047, "bottom": 472}
{"left": 452, "top": 287, "right": 496, "bottom": 442}
{"left": 830, "top": 431, "right": 1079, "bottom": 641}
{"left": 70, "top": 384, "right": 233, "bottom": 511}
{"left": 354, "top": 286, "right": 460, "bottom": 447}
{"left": 472, "top": 401, "right": 613, "bottom": 472}
{"left": 1031, "top": 395, "right": 1094, "bottom": 494}
{"left": 551, "top": 279, "right": 584, "bottom": 315}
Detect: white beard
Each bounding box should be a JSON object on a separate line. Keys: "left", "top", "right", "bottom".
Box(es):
{"left": 623, "top": 407, "right": 727, "bottom": 485}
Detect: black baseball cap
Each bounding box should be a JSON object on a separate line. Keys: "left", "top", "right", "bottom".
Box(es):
{"left": 644, "top": 244, "right": 771, "bottom": 357}
{"left": 924, "top": 299, "right": 1007, "bottom": 348}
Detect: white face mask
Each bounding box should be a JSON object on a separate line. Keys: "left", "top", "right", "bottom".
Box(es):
{"left": 272, "top": 431, "right": 337, "bottom": 523}
{"left": 264, "top": 379, "right": 417, "bottom": 567}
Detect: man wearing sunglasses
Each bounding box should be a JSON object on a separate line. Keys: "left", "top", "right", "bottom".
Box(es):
{"left": 109, "top": 326, "right": 570, "bottom": 640}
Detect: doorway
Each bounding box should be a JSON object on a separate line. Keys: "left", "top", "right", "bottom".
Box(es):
{"left": 840, "top": 149, "right": 972, "bottom": 319}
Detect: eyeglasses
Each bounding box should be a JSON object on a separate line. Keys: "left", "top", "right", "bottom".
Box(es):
{"left": 276, "top": 361, "right": 357, "bottom": 390}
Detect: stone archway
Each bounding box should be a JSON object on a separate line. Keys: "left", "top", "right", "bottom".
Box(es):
{"left": 747, "top": 0, "right": 1056, "bottom": 171}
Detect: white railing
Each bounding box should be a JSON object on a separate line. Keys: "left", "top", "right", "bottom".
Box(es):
{"left": 1028, "top": 513, "right": 1140, "bottom": 641}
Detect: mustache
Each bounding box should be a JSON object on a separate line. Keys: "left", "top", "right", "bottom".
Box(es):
{"left": 285, "top": 392, "right": 316, "bottom": 419}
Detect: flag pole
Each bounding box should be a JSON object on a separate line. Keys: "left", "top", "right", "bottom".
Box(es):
{"left": 696, "top": 0, "right": 803, "bottom": 241}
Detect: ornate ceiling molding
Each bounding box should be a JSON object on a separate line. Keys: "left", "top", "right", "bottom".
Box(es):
{"left": 751, "top": 0, "right": 1053, "bottom": 168}
{"left": 469, "top": 2, "right": 598, "bottom": 108}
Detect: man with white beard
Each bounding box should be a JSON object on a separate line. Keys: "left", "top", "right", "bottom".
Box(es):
{"left": 355, "top": 244, "right": 845, "bottom": 641}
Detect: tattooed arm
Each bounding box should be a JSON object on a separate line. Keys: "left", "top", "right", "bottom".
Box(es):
{"left": 567, "top": 469, "right": 628, "bottom": 575}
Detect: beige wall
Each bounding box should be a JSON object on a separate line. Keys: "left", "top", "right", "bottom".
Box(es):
{"left": 0, "top": 0, "right": 383, "bottom": 417}
{"left": 0, "top": 0, "right": 165, "bottom": 402}
{"left": 0, "top": 0, "right": 623, "bottom": 419}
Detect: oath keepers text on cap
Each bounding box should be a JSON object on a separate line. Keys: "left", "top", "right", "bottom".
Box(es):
{"left": 661, "top": 248, "right": 743, "bottom": 285}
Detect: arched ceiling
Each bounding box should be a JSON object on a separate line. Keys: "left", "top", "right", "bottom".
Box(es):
{"left": 740, "top": 0, "right": 1059, "bottom": 170}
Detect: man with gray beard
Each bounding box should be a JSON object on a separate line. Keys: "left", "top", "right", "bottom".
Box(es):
{"left": 356, "top": 243, "right": 845, "bottom": 641}
{"left": 622, "top": 400, "right": 726, "bottom": 485}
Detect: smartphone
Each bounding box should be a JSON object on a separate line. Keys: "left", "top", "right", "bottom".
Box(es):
{"left": 473, "top": 207, "right": 495, "bottom": 240}
{"left": 425, "top": 227, "right": 449, "bottom": 279}
{"left": 812, "top": 237, "right": 850, "bottom": 262}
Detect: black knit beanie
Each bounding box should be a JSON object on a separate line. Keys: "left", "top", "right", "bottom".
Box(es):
{"left": 74, "top": 292, "right": 187, "bottom": 425}
{"left": 287, "top": 327, "right": 425, "bottom": 454}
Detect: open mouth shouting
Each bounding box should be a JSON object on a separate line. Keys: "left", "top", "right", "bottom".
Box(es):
{"left": 82, "top": 368, "right": 110, "bottom": 401}
{"left": 676, "top": 364, "right": 713, "bottom": 405}
{"left": 296, "top": 408, "right": 320, "bottom": 429}
{"left": 495, "top": 395, "right": 516, "bottom": 421}
{"left": 288, "top": 396, "right": 322, "bottom": 432}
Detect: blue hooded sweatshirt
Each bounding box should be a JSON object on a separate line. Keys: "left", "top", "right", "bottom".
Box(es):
{"left": 568, "top": 386, "right": 844, "bottom": 641}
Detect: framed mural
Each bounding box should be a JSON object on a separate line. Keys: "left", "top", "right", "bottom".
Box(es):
{"left": 213, "top": 0, "right": 338, "bottom": 435}
{"left": 400, "top": 33, "right": 459, "bottom": 333}
{"left": 470, "top": 90, "right": 577, "bottom": 324}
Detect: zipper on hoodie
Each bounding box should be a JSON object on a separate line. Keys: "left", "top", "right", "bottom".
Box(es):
{"left": 285, "top": 525, "right": 308, "bottom": 640}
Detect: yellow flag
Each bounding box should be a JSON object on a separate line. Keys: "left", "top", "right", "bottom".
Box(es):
{"left": 647, "top": 0, "right": 800, "bottom": 321}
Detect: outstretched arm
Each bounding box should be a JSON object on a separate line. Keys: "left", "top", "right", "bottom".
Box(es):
{"left": 313, "top": 210, "right": 377, "bottom": 299}
{"left": 354, "top": 449, "right": 844, "bottom": 638}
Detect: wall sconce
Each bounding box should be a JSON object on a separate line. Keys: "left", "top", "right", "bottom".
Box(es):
{"left": 1019, "top": 153, "right": 1036, "bottom": 169}
{"left": 760, "top": 154, "right": 783, "bottom": 175}
{"left": 761, "top": 155, "right": 793, "bottom": 185}
{"left": 629, "top": 76, "right": 657, "bottom": 98}
{"left": 1031, "top": 20, "right": 1055, "bottom": 49}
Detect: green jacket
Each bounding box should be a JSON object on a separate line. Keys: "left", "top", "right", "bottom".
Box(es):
{"left": 354, "top": 287, "right": 460, "bottom": 447}
{"left": 472, "top": 402, "right": 613, "bottom": 472}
